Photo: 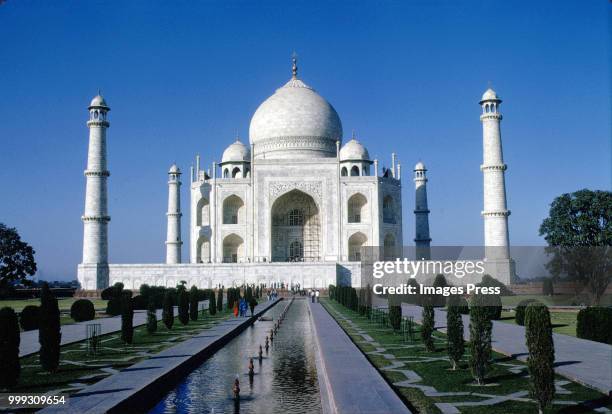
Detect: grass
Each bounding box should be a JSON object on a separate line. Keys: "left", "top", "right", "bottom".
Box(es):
{"left": 11, "top": 308, "right": 233, "bottom": 396}
{"left": 498, "top": 310, "right": 579, "bottom": 337}
{"left": 321, "top": 298, "right": 611, "bottom": 414}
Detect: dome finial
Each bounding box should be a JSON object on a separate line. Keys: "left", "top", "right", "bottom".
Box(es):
{"left": 291, "top": 51, "right": 298, "bottom": 79}
{"left": 351, "top": 130, "right": 356, "bottom": 140}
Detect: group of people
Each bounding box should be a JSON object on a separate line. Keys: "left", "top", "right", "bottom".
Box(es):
{"left": 266, "top": 289, "right": 279, "bottom": 301}
{"left": 309, "top": 289, "right": 320, "bottom": 303}
{"left": 233, "top": 296, "right": 258, "bottom": 317}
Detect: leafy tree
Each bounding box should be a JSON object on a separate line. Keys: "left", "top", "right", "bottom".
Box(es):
{"left": 209, "top": 289, "right": 217, "bottom": 316}
{"left": 121, "top": 292, "right": 134, "bottom": 344}
{"left": 39, "top": 282, "right": 61, "bottom": 372}
{"left": 105, "top": 282, "right": 125, "bottom": 316}
{"left": 469, "top": 294, "right": 492, "bottom": 385}
{"left": 421, "top": 299, "right": 435, "bottom": 352}
{"left": 146, "top": 297, "right": 157, "bottom": 334}
{"left": 477, "top": 274, "right": 514, "bottom": 296}
{"left": 539, "top": 189, "right": 612, "bottom": 304}
{"left": 217, "top": 287, "right": 223, "bottom": 313}
{"left": 178, "top": 287, "right": 189, "bottom": 325}
{"left": 0, "top": 224, "right": 36, "bottom": 293}
{"left": 162, "top": 291, "right": 174, "bottom": 329}
{"left": 525, "top": 304, "right": 555, "bottom": 414}
{"left": 0, "top": 307, "right": 20, "bottom": 388}
{"left": 189, "top": 286, "right": 199, "bottom": 321}
{"left": 446, "top": 295, "right": 465, "bottom": 370}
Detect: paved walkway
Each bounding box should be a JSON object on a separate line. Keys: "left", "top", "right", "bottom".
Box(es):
{"left": 309, "top": 301, "right": 412, "bottom": 414}
{"left": 19, "top": 301, "right": 208, "bottom": 357}
{"left": 401, "top": 304, "right": 612, "bottom": 395}
{"left": 40, "top": 298, "right": 281, "bottom": 414}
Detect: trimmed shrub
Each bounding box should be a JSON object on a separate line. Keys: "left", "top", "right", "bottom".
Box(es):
{"left": 132, "top": 295, "right": 148, "bottom": 310}
{"left": 421, "top": 302, "right": 435, "bottom": 352}
{"left": 446, "top": 295, "right": 465, "bottom": 370}
{"left": 189, "top": 286, "right": 199, "bottom": 321}
{"left": 39, "top": 283, "right": 61, "bottom": 372}
{"left": 0, "top": 307, "right": 21, "bottom": 388}
{"left": 515, "top": 299, "right": 540, "bottom": 326}
{"left": 19, "top": 305, "right": 40, "bottom": 331}
{"left": 389, "top": 305, "right": 402, "bottom": 331}
{"left": 525, "top": 303, "right": 555, "bottom": 412}
{"left": 483, "top": 293, "right": 502, "bottom": 320}
{"left": 162, "top": 291, "right": 174, "bottom": 330}
{"left": 447, "top": 295, "right": 470, "bottom": 314}
{"left": 469, "top": 294, "right": 492, "bottom": 385}
{"left": 120, "top": 293, "right": 134, "bottom": 344}
{"left": 209, "top": 290, "right": 217, "bottom": 316}
{"left": 542, "top": 278, "right": 554, "bottom": 296}
{"left": 70, "top": 299, "right": 95, "bottom": 322}
{"left": 576, "top": 307, "right": 612, "bottom": 344}
{"left": 146, "top": 297, "right": 157, "bottom": 334}
{"left": 178, "top": 287, "right": 189, "bottom": 325}
{"left": 432, "top": 274, "right": 449, "bottom": 307}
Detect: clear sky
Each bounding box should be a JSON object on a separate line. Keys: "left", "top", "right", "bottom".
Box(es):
{"left": 0, "top": 1, "right": 609, "bottom": 281}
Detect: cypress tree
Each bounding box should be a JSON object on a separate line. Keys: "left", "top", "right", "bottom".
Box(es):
{"left": 39, "top": 282, "right": 61, "bottom": 372}
{"left": 209, "top": 289, "right": 217, "bottom": 316}
{"left": 189, "top": 286, "right": 199, "bottom": 321}
{"left": 432, "top": 274, "right": 448, "bottom": 307}
{"left": 525, "top": 304, "right": 555, "bottom": 414}
{"left": 121, "top": 292, "right": 134, "bottom": 344}
{"left": 469, "top": 294, "right": 492, "bottom": 385}
{"left": 162, "top": 291, "right": 174, "bottom": 329}
{"left": 178, "top": 287, "right": 189, "bottom": 325}
{"left": 146, "top": 297, "right": 157, "bottom": 334}
{"left": 0, "top": 307, "right": 20, "bottom": 388}
{"left": 446, "top": 295, "right": 465, "bottom": 370}
{"left": 389, "top": 305, "right": 401, "bottom": 331}
{"left": 421, "top": 300, "right": 435, "bottom": 352}
{"left": 217, "top": 287, "right": 223, "bottom": 313}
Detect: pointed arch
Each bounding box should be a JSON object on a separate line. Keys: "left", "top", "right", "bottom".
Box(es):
{"left": 348, "top": 231, "right": 367, "bottom": 261}
{"left": 348, "top": 193, "right": 368, "bottom": 223}
{"left": 223, "top": 233, "right": 244, "bottom": 263}
{"left": 223, "top": 194, "right": 244, "bottom": 224}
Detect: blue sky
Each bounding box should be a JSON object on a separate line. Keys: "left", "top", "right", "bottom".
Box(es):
{"left": 0, "top": 1, "right": 609, "bottom": 281}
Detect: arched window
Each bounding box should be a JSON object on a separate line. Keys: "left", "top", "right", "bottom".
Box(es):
{"left": 223, "top": 168, "right": 229, "bottom": 178}
{"left": 94, "top": 110, "right": 99, "bottom": 119}
{"left": 383, "top": 195, "right": 395, "bottom": 224}
{"left": 223, "top": 195, "right": 244, "bottom": 224}
{"left": 288, "top": 209, "right": 304, "bottom": 226}
{"left": 289, "top": 240, "right": 303, "bottom": 260}
{"left": 348, "top": 232, "right": 367, "bottom": 262}
{"left": 350, "top": 166, "right": 360, "bottom": 176}
{"left": 232, "top": 167, "right": 241, "bottom": 178}
{"left": 196, "top": 197, "right": 209, "bottom": 226}
{"left": 341, "top": 167, "right": 348, "bottom": 176}
{"left": 348, "top": 193, "right": 367, "bottom": 223}
{"left": 223, "top": 233, "right": 244, "bottom": 263}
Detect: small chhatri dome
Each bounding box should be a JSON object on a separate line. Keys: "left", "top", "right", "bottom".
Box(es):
{"left": 222, "top": 140, "right": 250, "bottom": 163}
{"left": 168, "top": 164, "right": 181, "bottom": 174}
{"left": 89, "top": 94, "right": 109, "bottom": 109}
{"left": 249, "top": 56, "right": 343, "bottom": 159}
{"left": 480, "top": 88, "right": 500, "bottom": 102}
{"left": 340, "top": 139, "right": 370, "bottom": 161}
{"left": 414, "top": 161, "right": 426, "bottom": 171}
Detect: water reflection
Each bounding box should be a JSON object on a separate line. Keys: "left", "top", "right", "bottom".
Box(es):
{"left": 150, "top": 298, "right": 321, "bottom": 414}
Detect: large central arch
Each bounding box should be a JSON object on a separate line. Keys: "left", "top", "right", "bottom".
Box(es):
{"left": 271, "top": 189, "right": 320, "bottom": 262}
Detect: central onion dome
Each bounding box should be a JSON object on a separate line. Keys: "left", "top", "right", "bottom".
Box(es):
{"left": 249, "top": 58, "right": 343, "bottom": 159}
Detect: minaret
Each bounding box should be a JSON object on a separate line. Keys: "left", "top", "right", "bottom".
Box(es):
{"left": 166, "top": 164, "right": 182, "bottom": 264}
{"left": 480, "top": 88, "right": 513, "bottom": 281}
{"left": 81, "top": 94, "right": 110, "bottom": 289}
{"left": 414, "top": 162, "right": 431, "bottom": 260}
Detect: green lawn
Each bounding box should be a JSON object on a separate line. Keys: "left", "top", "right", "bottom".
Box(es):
{"left": 0, "top": 297, "right": 108, "bottom": 312}
{"left": 12, "top": 308, "right": 233, "bottom": 396}
{"left": 498, "top": 310, "right": 578, "bottom": 337}
{"left": 321, "top": 299, "right": 611, "bottom": 414}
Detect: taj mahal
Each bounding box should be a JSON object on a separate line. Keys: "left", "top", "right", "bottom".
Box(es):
{"left": 77, "top": 58, "right": 514, "bottom": 292}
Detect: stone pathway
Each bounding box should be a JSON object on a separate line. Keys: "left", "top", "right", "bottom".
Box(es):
{"left": 401, "top": 304, "right": 612, "bottom": 395}
{"left": 325, "top": 303, "right": 611, "bottom": 414}
{"left": 19, "top": 301, "right": 208, "bottom": 357}
{"left": 309, "top": 301, "right": 412, "bottom": 414}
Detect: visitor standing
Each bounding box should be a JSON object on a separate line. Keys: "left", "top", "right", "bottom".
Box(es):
{"left": 315, "top": 290, "right": 320, "bottom": 302}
